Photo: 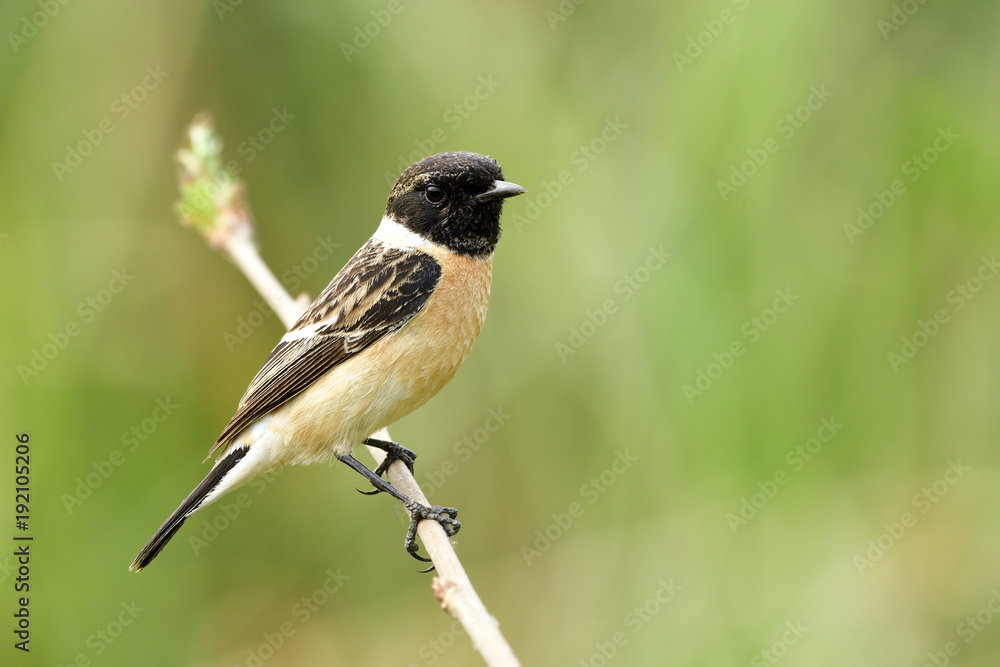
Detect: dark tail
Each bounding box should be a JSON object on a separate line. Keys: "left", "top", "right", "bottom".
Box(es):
{"left": 130, "top": 446, "right": 249, "bottom": 572}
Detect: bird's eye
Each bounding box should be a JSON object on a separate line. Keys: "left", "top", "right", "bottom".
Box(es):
{"left": 424, "top": 185, "right": 445, "bottom": 204}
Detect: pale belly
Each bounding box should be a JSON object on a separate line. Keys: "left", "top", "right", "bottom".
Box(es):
{"left": 259, "top": 253, "right": 492, "bottom": 466}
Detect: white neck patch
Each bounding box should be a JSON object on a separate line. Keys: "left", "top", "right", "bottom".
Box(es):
{"left": 373, "top": 216, "right": 437, "bottom": 251}
{"left": 373, "top": 214, "right": 494, "bottom": 260}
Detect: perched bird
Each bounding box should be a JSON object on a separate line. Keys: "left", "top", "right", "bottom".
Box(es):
{"left": 131, "top": 151, "right": 525, "bottom": 571}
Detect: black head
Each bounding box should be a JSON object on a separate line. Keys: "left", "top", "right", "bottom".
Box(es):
{"left": 385, "top": 151, "right": 525, "bottom": 258}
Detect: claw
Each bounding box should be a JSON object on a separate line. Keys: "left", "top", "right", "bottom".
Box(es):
{"left": 356, "top": 487, "right": 381, "bottom": 496}
{"left": 402, "top": 502, "right": 461, "bottom": 563}
{"left": 408, "top": 548, "right": 433, "bottom": 563}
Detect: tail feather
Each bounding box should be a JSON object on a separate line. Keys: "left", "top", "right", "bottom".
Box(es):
{"left": 130, "top": 446, "right": 250, "bottom": 572}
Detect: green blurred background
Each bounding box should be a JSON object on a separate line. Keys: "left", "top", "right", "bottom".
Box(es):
{"left": 2, "top": 1, "right": 1000, "bottom": 665}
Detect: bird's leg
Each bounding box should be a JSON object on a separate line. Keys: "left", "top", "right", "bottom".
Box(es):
{"left": 337, "top": 453, "right": 460, "bottom": 563}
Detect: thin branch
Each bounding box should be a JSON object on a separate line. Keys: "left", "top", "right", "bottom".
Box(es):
{"left": 174, "top": 113, "right": 520, "bottom": 667}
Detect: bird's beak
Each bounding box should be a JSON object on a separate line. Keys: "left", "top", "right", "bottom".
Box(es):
{"left": 475, "top": 180, "right": 527, "bottom": 202}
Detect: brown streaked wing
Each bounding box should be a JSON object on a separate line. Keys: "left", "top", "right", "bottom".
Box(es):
{"left": 206, "top": 240, "right": 442, "bottom": 458}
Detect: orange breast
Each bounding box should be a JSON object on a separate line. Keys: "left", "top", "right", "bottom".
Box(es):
{"left": 273, "top": 252, "right": 493, "bottom": 463}
{"left": 377, "top": 251, "right": 493, "bottom": 424}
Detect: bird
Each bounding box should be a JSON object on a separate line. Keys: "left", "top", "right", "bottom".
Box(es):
{"left": 131, "top": 151, "right": 525, "bottom": 571}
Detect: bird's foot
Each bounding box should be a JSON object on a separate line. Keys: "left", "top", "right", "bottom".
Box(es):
{"left": 335, "top": 453, "right": 460, "bottom": 571}
{"left": 357, "top": 438, "right": 417, "bottom": 495}
{"left": 403, "top": 500, "right": 460, "bottom": 566}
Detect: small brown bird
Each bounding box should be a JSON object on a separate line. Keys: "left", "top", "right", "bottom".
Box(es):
{"left": 131, "top": 152, "right": 524, "bottom": 571}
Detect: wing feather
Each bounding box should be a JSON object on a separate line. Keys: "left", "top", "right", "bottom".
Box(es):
{"left": 206, "top": 240, "right": 442, "bottom": 458}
